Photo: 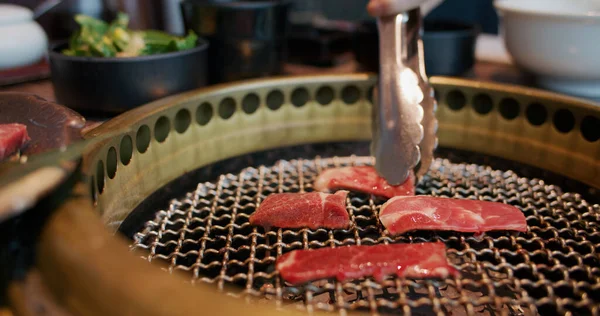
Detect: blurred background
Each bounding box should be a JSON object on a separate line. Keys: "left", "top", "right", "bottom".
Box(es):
{"left": 2, "top": 0, "right": 498, "bottom": 37}
{"left": 6, "top": 0, "right": 592, "bottom": 115}
{"left": 0, "top": 0, "right": 500, "bottom": 82}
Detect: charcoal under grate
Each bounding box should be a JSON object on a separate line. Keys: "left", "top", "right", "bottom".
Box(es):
{"left": 130, "top": 156, "right": 600, "bottom": 316}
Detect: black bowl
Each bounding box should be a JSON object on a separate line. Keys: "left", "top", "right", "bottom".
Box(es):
{"left": 49, "top": 39, "right": 209, "bottom": 114}
{"left": 353, "top": 19, "right": 478, "bottom": 77}
{"left": 422, "top": 20, "right": 478, "bottom": 77}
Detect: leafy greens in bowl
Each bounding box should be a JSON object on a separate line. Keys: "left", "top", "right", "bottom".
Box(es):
{"left": 62, "top": 13, "right": 198, "bottom": 58}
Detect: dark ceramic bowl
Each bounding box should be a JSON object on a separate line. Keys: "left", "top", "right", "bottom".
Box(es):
{"left": 422, "top": 20, "right": 478, "bottom": 77}
{"left": 354, "top": 19, "right": 478, "bottom": 77}
{"left": 49, "top": 39, "right": 209, "bottom": 114}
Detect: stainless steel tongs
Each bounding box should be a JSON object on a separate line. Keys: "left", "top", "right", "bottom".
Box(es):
{"left": 371, "top": 7, "right": 438, "bottom": 185}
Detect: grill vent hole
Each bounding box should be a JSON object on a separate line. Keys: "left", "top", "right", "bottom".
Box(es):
{"left": 90, "top": 177, "right": 96, "bottom": 204}
{"left": 499, "top": 98, "right": 520, "bottom": 120}
{"left": 553, "top": 109, "right": 575, "bottom": 133}
{"left": 242, "top": 93, "right": 260, "bottom": 114}
{"left": 196, "top": 102, "right": 213, "bottom": 125}
{"left": 446, "top": 90, "right": 466, "bottom": 111}
{"left": 291, "top": 88, "right": 310, "bottom": 107}
{"left": 316, "top": 86, "right": 334, "bottom": 106}
{"left": 106, "top": 147, "right": 117, "bottom": 179}
{"left": 96, "top": 160, "right": 105, "bottom": 194}
{"left": 119, "top": 135, "right": 133, "bottom": 165}
{"left": 154, "top": 116, "right": 170, "bottom": 142}
{"left": 341, "top": 85, "right": 360, "bottom": 105}
{"left": 219, "top": 98, "right": 236, "bottom": 119}
{"left": 472, "top": 94, "right": 493, "bottom": 115}
{"left": 581, "top": 115, "right": 600, "bottom": 142}
{"left": 526, "top": 103, "right": 548, "bottom": 126}
{"left": 367, "top": 86, "right": 375, "bottom": 104}
{"left": 266, "top": 90, "right": 284, "bottom": 110}
{"left": 174, "top": 109, "right": 191, "bottom": 133}
{"left": 136, "top": 125, "right": 151, "bottom": 153}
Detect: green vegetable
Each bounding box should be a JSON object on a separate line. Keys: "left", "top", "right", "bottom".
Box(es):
{"left": 62, "top": 12, "right": 198, "bottom": 58}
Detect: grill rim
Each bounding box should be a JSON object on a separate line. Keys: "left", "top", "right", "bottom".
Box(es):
{"left": 84, "top": 74, "right": 600, "bottom": 231}
{"left": 119, "top": 144, "right": 599, "bottom": 240}
{"left": 6, "top": 75, "right": 599, "bottom": 316}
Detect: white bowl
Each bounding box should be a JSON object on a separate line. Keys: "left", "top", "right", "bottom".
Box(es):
{"left": 495, "top": 0, "right": 600, "bottom": 99}
{"left": 0, "top": 4, "right": 48, "bottom": 71}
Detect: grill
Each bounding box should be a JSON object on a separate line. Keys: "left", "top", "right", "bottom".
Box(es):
{"left": 8, "top": 75, "right": 600, "bottom": 316}
{"left": 129, "top": 153, "right": 600, "bottom": 315}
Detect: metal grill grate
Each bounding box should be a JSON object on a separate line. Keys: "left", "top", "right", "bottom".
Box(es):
{"left": 130, "top": 156, "right": 600, "bottom": 315}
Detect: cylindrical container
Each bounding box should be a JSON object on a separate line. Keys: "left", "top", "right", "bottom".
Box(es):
{"left": 34, "top": 0, "right": 110, "bottom": 43}
{"left": 49, "top": 39, "right": 209, "bottom": 114}
{"left": 0, "top": 4, "right": 48, "bottom": 70}
{"left": 422, "top": 20, "right": 478, "bottom": 77}
{"left": 107, "top": 0, "right": 185, "bottom": 35}
{"left": 353, "top": 19, "right": 478, "bottom": 77}
{"left": 181, "top": 0, "right": 290, "bottom": 84}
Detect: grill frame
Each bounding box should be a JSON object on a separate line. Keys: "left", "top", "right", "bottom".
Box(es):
{"left": 8, "top": 75, "right": 600, "bottom": 316}
{"left": 84, "top": 75, "right": 600, "bottom": 231}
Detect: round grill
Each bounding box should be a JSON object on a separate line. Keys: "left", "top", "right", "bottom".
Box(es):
{"left": 130, "top": 154, "right": 600, "bottom": 316}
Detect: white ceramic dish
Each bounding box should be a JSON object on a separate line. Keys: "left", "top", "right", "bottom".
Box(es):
{"left": 0, "top": 4, "right": 48, "bottom": 71}
{"left": 495, "top": 0, "right": 600, "bottom": 99}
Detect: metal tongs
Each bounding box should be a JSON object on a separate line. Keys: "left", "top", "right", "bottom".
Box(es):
{"left": 371, "top": 7, "right": 438, "bottom": 185}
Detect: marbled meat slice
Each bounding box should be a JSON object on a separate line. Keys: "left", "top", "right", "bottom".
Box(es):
{"left": 276, "top": 242, "right": 457, "bottom": 284}
{"left": 249, "top": 191, "right": 349, "bottom": 230}
{"left": 313, "top": 166, "right": 415, "bottom": 198}
{"left": 380, "top": 196, "right": 527, "bottom": 235}
{"left": 0, "top": 124, "right": 30, "bottom": 160}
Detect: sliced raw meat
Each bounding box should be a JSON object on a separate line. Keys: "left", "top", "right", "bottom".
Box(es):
{"left": 249, "top": 191, "right": 349, "bottom": 230}
{"left": 313, "top": 166, "right": 415, "bottom": 198}
{"left": 276, "top": 242, "right": 457, "bottom": 284}
{"left": 380, "top": 196, "right": 527, "bottom": 235}
{"left": 0, "top": 124, "right": 30, "bottom": 160}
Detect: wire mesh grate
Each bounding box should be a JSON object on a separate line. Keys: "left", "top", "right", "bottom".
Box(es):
{"left": 130, "top": 156, "right": 600, "bottom": 315}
